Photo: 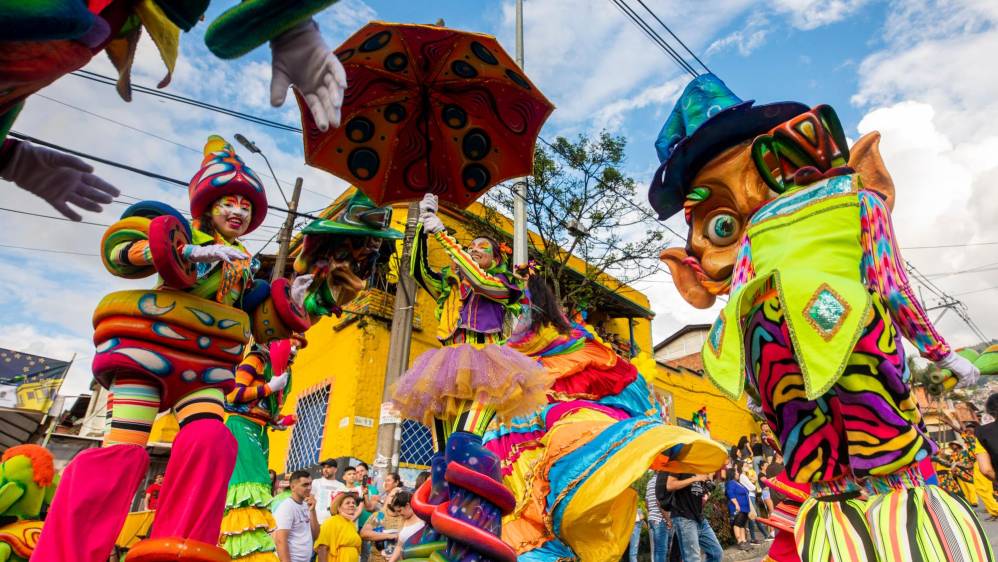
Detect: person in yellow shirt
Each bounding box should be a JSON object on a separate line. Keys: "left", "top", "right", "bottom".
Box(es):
{"left": 315, "top": 493, "right": 362, "bottom": 562}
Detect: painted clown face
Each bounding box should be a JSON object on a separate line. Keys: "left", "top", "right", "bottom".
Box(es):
{"left": 211, "top": 195, "right": 253, "bottom": 241}
{"left": 468, "top": 238, "right": 497, "bottom": 270}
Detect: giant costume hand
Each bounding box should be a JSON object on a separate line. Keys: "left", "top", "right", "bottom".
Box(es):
{"left": 182, "top": 244, "right": 248, "bottom": 264}
{"left": 270, "top": 19, "right": 347, "bottom": 132}
{"left": 937, "top": 351, "right": 981, "bottom": 389}
{"left": 291, "top": 274, "right": 314, "bottom": 308}
{"left": 420, "top": 211, "right": 445, "bottom": 234}
{"left": 267, "top": 371, "right": 290, "bottom": 393}
{"left": 0, "top": 141, "right": 120, "bottom": 221}
{"left": 419, "top": 193, "right": 439, "bottom": 214}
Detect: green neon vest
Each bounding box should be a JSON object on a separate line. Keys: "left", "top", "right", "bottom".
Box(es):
{"left": 702, "top": 175, "right": 873, "bottom": 400}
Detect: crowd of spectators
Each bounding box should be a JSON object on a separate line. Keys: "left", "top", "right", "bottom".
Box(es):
{"left": 271, "top": 459, "right": 423, "bottom": 562}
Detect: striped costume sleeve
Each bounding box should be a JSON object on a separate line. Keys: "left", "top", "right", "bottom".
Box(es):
{"left": 858, "top": 190, "right": 949, "bottom": 361}
{"left": 109, "top": 240, "right": 153, "bottom": 267}
{"left": 227, "top": 352, "right": 271, "bottom": 404}
{"left": 432, "top": 230, "right": 518, "bottom": 302}
{"left": 730, "top": 232, "right": 755, "bottom": 292}
{"left": 409, "top": 223, "right": 448, "bottom": 301}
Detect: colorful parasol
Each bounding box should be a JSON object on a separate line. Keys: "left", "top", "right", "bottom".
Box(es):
{"left": 296, "top": 21, "right": 554, "bottom": 209}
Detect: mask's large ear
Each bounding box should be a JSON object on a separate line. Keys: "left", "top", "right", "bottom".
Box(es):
{"left": 849, "top": 131, "right": 895, "bottom": 210}
{"left": 660, "top": 247, "right": 717, "bottom": 309}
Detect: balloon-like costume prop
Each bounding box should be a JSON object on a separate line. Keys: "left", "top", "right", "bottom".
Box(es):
{"left": 649, "top": 74, "right": 991, "bottom": 561}
{"left": 0, "top": 0, "right": 346, "bottom": 220}
{"left": 32, "top": 136, "right": 311, "bottom": 562}
{"left": 392, "top": 195, "right": 552, "bottom": 562}
{"left": 483, "top": 276, "right": 727, "bottom": 561}
{"left": 0, "top": 445, "right": 59, "bottom": 562}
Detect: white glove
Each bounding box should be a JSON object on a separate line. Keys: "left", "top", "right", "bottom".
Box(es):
{"left": 270, "top": 19, "right": 348, "bottom": 131}
{"left": 937, "top": 351, "right": 980, "bottom": 389}
{"left": 1, "top": 141, "right": 120, "bottom": 221}
{"left": 183, "top": 244, "right": 249, "bottom": 264}
{"left": 420, "top": 211, "right": 445, "bottom": 234}
{"left": 419, "top": 193, "right": 438, "bottom": 214}
{"left": 267, "top": 371, "right": 290, "bottom": 392}
{"left": 291, "top": 274, "right": 314, "bottom": 308}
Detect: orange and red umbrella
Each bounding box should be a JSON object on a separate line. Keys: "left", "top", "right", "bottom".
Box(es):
{"left": 297, "top": 22, "right": 554, "bottom": 209}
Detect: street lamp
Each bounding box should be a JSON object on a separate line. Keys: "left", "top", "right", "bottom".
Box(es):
{"left": 234, "top": 133, "right": 289, "bottom": 207}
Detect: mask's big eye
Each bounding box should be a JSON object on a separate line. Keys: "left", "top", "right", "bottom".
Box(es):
{"left": 706, "top": 214, "right": 740, "bottom": 245}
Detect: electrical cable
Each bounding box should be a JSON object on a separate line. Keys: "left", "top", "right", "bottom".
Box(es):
{"left": 607, "top": 0, "right": 699, "bottom": 77}
{"left": 7, "top": 131, "right": 322, "bottom": 223}
{"left": 632, "top": 0, "right": 712, "bottom": 74}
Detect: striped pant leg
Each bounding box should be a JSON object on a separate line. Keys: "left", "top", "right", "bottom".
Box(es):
{"left": 795, "top": 496, "right": 878, "bottom": 562}
{"left": 866, "top": 485, "right": 994, "bottom": 562}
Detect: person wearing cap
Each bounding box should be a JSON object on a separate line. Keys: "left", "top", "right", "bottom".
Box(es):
{"left": 648, "top": 73, "right": 989, "bottom": 559}
{"left": 31, "top": 136, "right": 313, "bottom": 562}
{"left": 313, "top": 459, "right": 347, "bottom": 525}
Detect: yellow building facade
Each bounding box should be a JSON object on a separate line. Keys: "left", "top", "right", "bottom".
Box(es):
{"left": 268, "top": 193, "right": 659, "bottom": 472}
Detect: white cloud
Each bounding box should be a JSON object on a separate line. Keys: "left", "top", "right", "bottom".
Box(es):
{"left": 851, "top": 0, "right": 998, "bottom": 348}
{"left": 706, "top": 12, "right": 770, "bottom": 57}
{"left": 493, "top": 0, "right": 756, "bottom": 126}
{"left": 772, "top": 0, "right": 870, "bottom": 30}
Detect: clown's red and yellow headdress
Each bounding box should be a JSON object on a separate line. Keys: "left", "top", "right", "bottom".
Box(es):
{"left": 188, "top": 135, "right": 268, "bottom": 234}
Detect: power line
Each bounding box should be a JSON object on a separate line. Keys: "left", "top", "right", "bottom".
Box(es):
{"left": 903, "top": 241, "right": 998, "bottom": 250}
{"left": 952, "top": 286, "right": 998, "bottom": 297}
{"left": 66, "top": 70, "right": 335, "bottom": 200}
{"left": 8, "top": 131, "right": 322, "bottom": 223}
{"left": 607, "top": 0, "right": 699, "bottom": 78}
{"left": 632, "top": 0, "right": 712, "bottom": 74}
{"left": 36, "top": 94, "right": 200, "bottom": 153}
{"left": 0, "top": 242, "right": 97, "bottom": 257}
{"left": 71, "top": 70, "right": 302, "bottom": 133}
{"left": 0, "top": 206, "right": 277, "bottom": 243}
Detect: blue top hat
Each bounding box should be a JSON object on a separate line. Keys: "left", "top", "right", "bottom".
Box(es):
{"left": 648, "top": 74, "right": 808, "bottom": 220}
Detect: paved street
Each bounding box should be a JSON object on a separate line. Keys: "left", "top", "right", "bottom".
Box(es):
{"left": 721, "top": 505, "right": 998, "bottom": 562}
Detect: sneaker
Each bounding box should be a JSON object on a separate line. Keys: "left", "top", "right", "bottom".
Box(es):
{"left": 750, "top": 540, "right": 761, "bottom": 545}
{"left": 737, "top": 542, "right": 752, "bottom": 551}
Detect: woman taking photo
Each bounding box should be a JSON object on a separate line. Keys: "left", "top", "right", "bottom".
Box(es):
{"left": 316, "top": 493, "right": 362, "bottom": 562}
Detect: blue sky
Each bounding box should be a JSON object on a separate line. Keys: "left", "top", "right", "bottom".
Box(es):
{"left": 3, "top": 0, "right": 997, "bottom": 396}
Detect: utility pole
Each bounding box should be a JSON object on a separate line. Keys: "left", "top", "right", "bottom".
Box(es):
{"left": 271, "top": 178, "right": 303, "bottom": 282}
{"left": 375, "top": 201, "right": 420, "bottom": 473}
{"left": 512, "top": 0, "right": 529, "bottom": 265}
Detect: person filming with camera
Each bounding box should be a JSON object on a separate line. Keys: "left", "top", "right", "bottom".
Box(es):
{"left": 663, "top": 472, "right": 723, "bottom": 562}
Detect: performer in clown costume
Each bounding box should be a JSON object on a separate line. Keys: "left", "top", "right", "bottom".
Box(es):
{"left": 32, "top": 136, "right": 311, "bottom": 562}
{"left": 220, "top": 191, "right": 402, "bottom": 562}
{"left": 0, "top": 0, "right": 346, "bottom": 220}
{"left": 220, "top": 339, "right": 299, "bottom": 562}
{"left": 649, "top": 73, "right": 991, "bottom": 561}
{"left": 483, "top": 275, "right": 727, "bottom": 561}
{"left": 391, "top": 194, "right": 552, "bottom": 562}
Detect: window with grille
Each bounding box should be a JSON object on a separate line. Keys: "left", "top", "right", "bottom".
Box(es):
{"left": 286, "top": 383, "right": 331, "bottom": 472}
{"left": 399, "top": 419, "right": 433, "bottom": 468}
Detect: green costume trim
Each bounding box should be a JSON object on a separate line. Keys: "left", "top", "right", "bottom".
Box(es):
{"left": 224, "top": 530, "right": 277, "bottom": 557}
{"left": 204, "top": 0, "right": 340, "bottom": 60}
{"left": 1, "top": 102, "right": 25, "bottom": 141}
{"left": 225, "top": 416, "right": 272, "bottom": 492}
{"left": 703, "top": 175, "right": 872, "bottom": 400}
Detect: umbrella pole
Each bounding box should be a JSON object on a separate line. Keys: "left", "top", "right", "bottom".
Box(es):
{"left": 512, "top": 0, "right": 529, "bottom": 265}
{"left": 376, "top": 201, "right": 420, "bottom": 474}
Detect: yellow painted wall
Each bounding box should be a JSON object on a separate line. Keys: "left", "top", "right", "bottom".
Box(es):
{"left": 649, "top": 363, "right": 759, "bottom": 447}
{"left": 269, "top": 194, "right": 657, "bottom": 470}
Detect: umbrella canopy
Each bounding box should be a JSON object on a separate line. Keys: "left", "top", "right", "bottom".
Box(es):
{"left": 297, "top": 21, "right": 554, "bottom": 209}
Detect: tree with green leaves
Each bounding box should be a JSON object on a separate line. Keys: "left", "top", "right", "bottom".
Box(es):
{"left": 467, "top": 131, "right": 667, "bottom": 314}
